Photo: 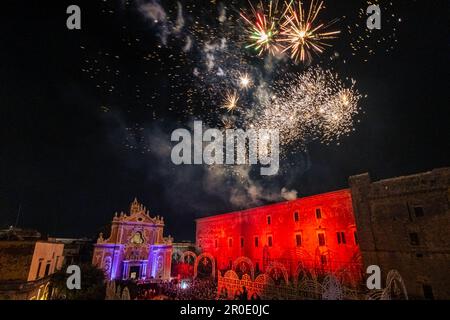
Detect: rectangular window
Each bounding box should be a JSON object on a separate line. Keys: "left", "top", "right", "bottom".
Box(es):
{"left": 240, "top": 237, "right": 244, "bottom": 248}
{"left": 295, "top": 234, "right": 302, "bottom": 247}
{"left": 315, "top": 208, "right": 322, "bottom": 219}
{"left": 254, "top": 237, "right": 259, "bottom": 248}
{"left": 337, "top": 232, "right": 346, "bottom": 244}
{"left": 294, "top": 211, "right": 299, "bottom": 222}
{"left": 268, "top": 236, "right": 273, "bottom": 247}
{"left": 215, "top": 239, "right": 218, "bottom": 248}
{"left": 267, "top": 215, "right": 271, "bottom": 225}
{"left": 318, "top": 233, "right": 326, "bottom": 246}
{"left": 409, "top": 233, "right": 420, "bottom": 246}
{"left": 36, "top": 261, "right": 42, "bottom": 279}
{"left": 414, "top": 206, "right": 424, "bottom": 217}
{"left": 44, "top": 263, "right": 51, "bottom": 277}
{"left": 422, "top": 284, "right": 434, "bottom": 300}
{"left": 228, "top": 238, "right": 233, "bottom": 248}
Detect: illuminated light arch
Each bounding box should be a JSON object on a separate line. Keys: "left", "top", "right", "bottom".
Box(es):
{"left": 171, "top": 251, "right": 181, "bottom": 261}
{"left": 180, "top": 251, "right": 197, "bottom": 264}
{"left": 265, "top": 262, "right": 289, "bottom": 285}
{"left": 235, "top": 273, "right": 256, "bottom": 297}
{"left": 194, "top": 253, "right": 216, "bottom": 279}
{"left": 298, "top": 279, "right": 322, "bottom": 299}
{"left": 232, "top": 256, "right": 255, "bottom": 281}
{"left": 223, "top": 269, "right": 239, "bottom": 279}
{"left": 367, "top": 290, "right": 384, "bottom": 300}
{"left": 40, "top": 282, "right": 50, "bottom": 300}
{"left": 294, "top": 262, "right": 316, "bottom": 286}
{"left": 335, "top": 251, "right": 363, "bottom": 287}
{"left": 335, "top": 269, "right": 355, "bottom": 288}
{"left": 241, "top": 274, "right": 252, "bottom": 282}
{"left": 255, "top": 273, "right": 268, "bottom": 285}
{"left": 322, "top": 274, "right": 343, "bottom": 300}
{"left": 381, "top": 270, "right": 408, "bottom": 300}
{"left": 293, "top": 246, "right": 315, "bottom": 258}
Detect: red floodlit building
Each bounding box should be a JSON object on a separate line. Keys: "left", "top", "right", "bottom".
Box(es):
{"left": 196, "top": 189, "right": 363, "bottom": 284}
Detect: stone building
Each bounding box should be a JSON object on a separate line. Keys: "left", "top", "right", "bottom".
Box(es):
{"left": 195, "top": 167, "right": 450, "bottom": 299}
{"left": 48, "top": 237, "right": 93, "bottom": 266}
{"left": 0, "top": 228, "right": 64, "bottom": 300}
{"left": 196, "top": 189, "right": 363, "bottom": 286}
{"left": 349, "top": 167, "right": 450, "bottom": 300}
{"left": 92, "top": 198, "right": 173, "bottom": 281}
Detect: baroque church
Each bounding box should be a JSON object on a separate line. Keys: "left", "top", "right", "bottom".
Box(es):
{"left": 92, "top": 198, "right": 173, "bottom": 281}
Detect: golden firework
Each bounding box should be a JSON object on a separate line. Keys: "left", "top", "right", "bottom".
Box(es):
{"left": 222, "top": 90, "right": 240, "bottom": 113}
{"left": 278, "top": 0, "right": 340, "bottom": 63}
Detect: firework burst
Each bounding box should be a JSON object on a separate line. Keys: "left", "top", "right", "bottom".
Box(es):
{"left": 239, "top": 72, "right": 253, "bottom": 89}
{"left": 222, "top": 90, "right": 240, "bottom": 113}
{"left": 244, "top": 67, "right": 362, "bottom": 148}
{"left": 279, "top": 0, "right": 340, "bottom": 63}
{"left": 240, "top": 0, "right": 282, "bottom": 56}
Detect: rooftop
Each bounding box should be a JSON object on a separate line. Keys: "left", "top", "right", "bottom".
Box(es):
{"left": 195, "top": 189, "right": 351, "bottom": 223}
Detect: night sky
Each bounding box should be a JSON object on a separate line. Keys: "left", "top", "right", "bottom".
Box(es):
{"left": 0, "top": 0, "right": 448, "bottom": 241}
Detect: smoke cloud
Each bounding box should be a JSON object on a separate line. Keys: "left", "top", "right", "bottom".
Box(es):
{"left": 142, "top": 122, "right": 303, "bottom": 213}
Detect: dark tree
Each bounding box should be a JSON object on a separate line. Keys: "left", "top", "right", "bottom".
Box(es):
{"left": 52, "top": 263, "right": 106, "bottom": 300}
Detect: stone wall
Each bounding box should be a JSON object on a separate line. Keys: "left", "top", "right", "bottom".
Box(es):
{"left": 349, "top": 168, "right": 450, "bottom": 299}
{"left": 0, "top": 241, "right": 35, "bottom": 281}
{"left": 196, "top": 189, "right": 363, "bottom": 285}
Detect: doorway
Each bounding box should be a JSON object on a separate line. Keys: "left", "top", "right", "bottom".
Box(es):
{"left": 129, "top": 265, "right": 140, "bottom": 279}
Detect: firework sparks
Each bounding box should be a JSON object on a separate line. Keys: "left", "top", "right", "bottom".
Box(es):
{"left": 347, "top": 1, "right": 401, "bottom": 62}
{"left": 239, "top": 72, "right": 252, "bottom": 89}
{"left": 278, "top": 0, "right": 340, "bottom": 63}
{"left": 221, "top": 117, "right": 235, "bottom": 130}
{"left": 222, "top": 90, "right": 240, "bottom": 113}
{"left": 83, "top": 0, "right": 366, "bottom": 156}
{"left": 244, "top": 67, "right": 362, "bottom": 147}
{"left": 240, "top": 1, "right": 281, "bottom": 56}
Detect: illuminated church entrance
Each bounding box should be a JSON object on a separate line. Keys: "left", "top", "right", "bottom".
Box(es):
{"left": 129, "top": 266, "right": 140, "bottom": 280}
{"left": 92, "top": 198, "right": 173, "bottom": 281}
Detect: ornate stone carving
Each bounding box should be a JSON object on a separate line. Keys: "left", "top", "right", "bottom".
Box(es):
{"left": 92, "top": 198, "right": 172, "bottom": 281}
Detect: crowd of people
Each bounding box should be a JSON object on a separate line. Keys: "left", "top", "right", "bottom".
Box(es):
{"left": 218, "top": 286, "right": 261, "bottom": 300}
{"left": 123, "top": 278, "right": 267, "bottom": 300}
{"left": 134, "top": 278, "right": 217, "bottom": 300}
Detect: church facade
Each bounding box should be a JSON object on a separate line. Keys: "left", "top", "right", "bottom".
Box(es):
{"left": 92, "top": 199, "right": 173, "bottom": 281}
